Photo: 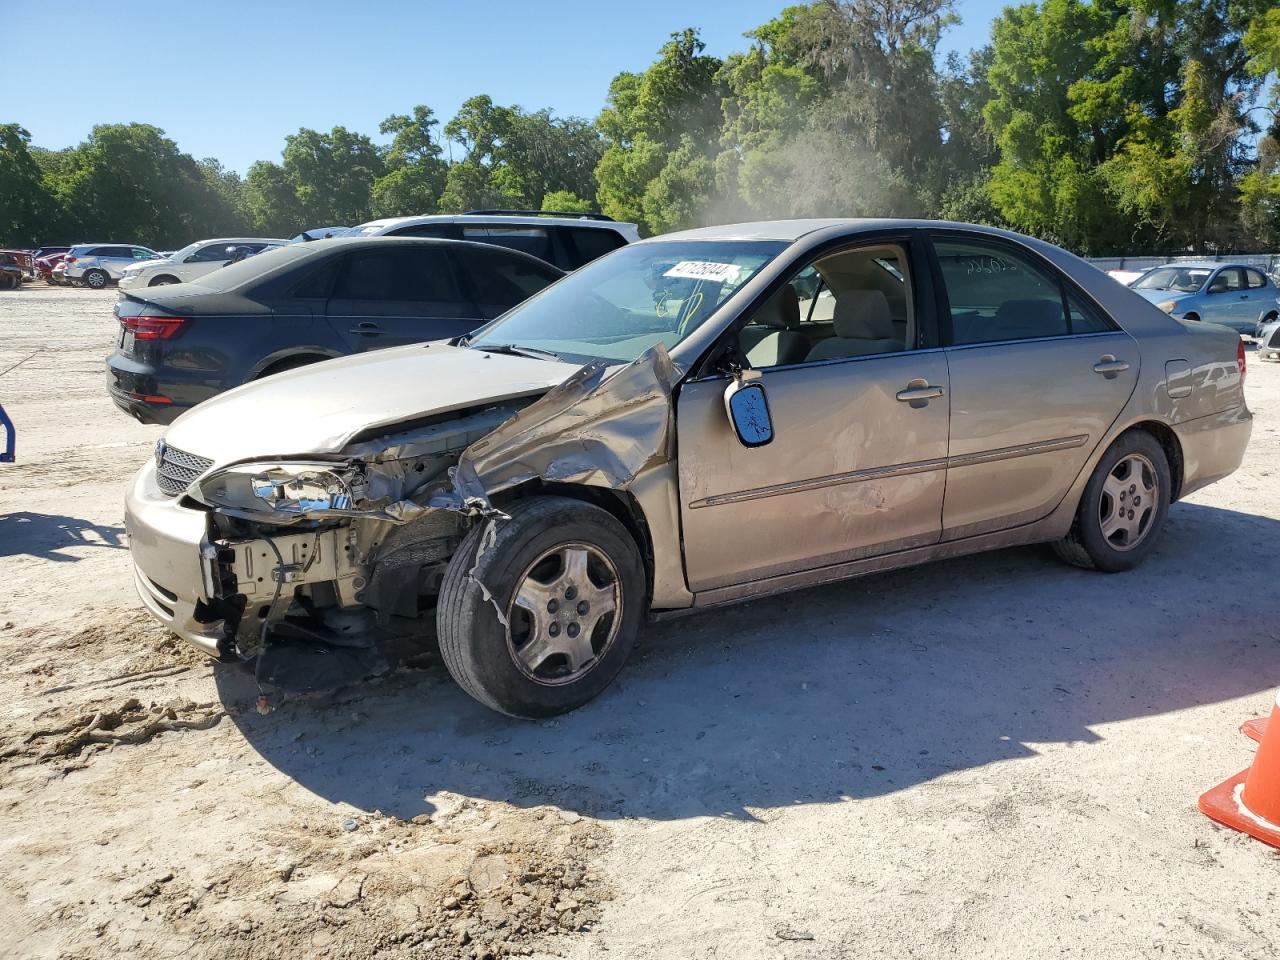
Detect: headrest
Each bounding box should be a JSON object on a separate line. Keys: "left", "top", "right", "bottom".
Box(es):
{"left": 834, "top": 290, "right": 895, "bottom": 339}
{"left": 754, "top": 284, "right": 801, "bottom": 329}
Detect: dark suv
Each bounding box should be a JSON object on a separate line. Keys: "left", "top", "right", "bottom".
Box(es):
{"left": 105, "top": 237, "right": 563, "bottom": 424}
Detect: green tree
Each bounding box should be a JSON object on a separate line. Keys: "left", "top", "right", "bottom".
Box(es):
{"left": 0, "top": 124, "right": 58, "bottom": 246}
{"left": 540, "top": 190, "right": 594, "bottom": 213}
{"left": 47, "top": 123, "right": 244, "bottom": 248}
{"left": 595, "top": 29, "right": 725, "bottom": 232}
{"left": 372, "top": 106, "right": 449, "bottom": 217}
{"left": 244, "top": 126, "right": 384, "bottom": 232}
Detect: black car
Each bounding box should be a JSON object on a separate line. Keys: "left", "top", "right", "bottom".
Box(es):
{"left": 106, "top": 237, "right": 564, "bottom": 424}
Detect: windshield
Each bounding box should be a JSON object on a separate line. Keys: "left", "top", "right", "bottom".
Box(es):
{"left": 1133, "top": 266, "right": 1210, "bottom": 293}
{"left": 467, "top": 239, "right": 786, "bottom": 363}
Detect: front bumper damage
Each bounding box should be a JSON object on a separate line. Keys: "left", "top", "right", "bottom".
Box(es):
{"left": 125, "top": 346, "right": 683, "bottom": 678}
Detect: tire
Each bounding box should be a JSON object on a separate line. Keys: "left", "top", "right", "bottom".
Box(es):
{"left": 83, "top": 269, "right": 109, "bottom": 289}
{"left": 437, "top": 496, "right": 646, "bottom": 718}
{"left": 149, "top": 275, "right": 180, "bottom": 286}
{"left": 1053, "top": 430, "right": 1171, "bottom": 573}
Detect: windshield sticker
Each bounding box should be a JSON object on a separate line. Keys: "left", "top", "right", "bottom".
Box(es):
{"left": 663, "top": 261, "right": 743, "bottom": 284}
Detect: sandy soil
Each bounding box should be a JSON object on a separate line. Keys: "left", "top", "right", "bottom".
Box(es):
{"left": 0, "top": 282, "right": 1277, "bottom": 960}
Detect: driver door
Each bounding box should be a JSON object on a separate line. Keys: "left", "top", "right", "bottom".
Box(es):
{"left": 675, "top": 239, "right": 950, "bottom": 593}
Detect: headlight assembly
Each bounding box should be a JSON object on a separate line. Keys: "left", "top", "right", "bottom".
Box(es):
{"left": 191, "top": 461, "right": 368, "bottom": 521}
{"left": 1155, "top": 300, "right": 1178, "bottom": 314}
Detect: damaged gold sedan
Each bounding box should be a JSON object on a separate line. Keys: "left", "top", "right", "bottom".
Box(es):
{"left": 125, "top": 220, "right": 1252, "bottom": 717}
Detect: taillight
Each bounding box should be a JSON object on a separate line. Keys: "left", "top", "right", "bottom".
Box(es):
{"left": 121, "top": 315, "right": 187, "bottom": 340}
{"left": 1238, "top": 338, "right": 1246, "bottom": 381}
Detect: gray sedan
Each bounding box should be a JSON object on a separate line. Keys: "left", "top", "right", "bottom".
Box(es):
{"left": 124, "top": 219, "right": 1252, "bottom": 718}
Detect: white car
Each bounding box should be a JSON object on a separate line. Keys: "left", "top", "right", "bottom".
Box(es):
{"left": 118, "top": 238, "right": 286, "bottom": 289}
{"left": 63, "top": 244, "right": 163, "bottom": 289}
{"left": 349, "top": 211, "right": 640, "bottom": 271}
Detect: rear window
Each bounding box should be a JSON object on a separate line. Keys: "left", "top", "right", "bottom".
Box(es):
{"left": 187, "top": 243, "right": 323, "bottom": 292}
{"left": 1246, "top": 268, "right": 1269, "bottom": 289}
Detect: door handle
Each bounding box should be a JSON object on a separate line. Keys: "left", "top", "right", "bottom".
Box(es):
{"left": 896, "top": 380, "right": 945, "bottom": 404}
{"left": 1093, "top": 355, "right": 1131, "bottom": 378}
{"left": 350, "top": 322, "right": 382, "bottom": 336}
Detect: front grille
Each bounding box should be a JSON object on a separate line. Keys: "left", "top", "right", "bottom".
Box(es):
{"left": 157, "top": 443, "right": 213, "bottom": 496}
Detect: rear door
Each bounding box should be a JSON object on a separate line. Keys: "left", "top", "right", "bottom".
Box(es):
{"left": 931, "top": 234, "right": 1139, "bottom": 540}
{"left": 324, "top": 244, "right": 480, "bottom": 350}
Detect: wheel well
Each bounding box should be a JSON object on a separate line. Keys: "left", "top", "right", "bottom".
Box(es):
{"left": 1129, "top": 420, "right": 1184, "bottom": 501}
{"left": 255, "top": 354, "right": 328, "bottom": 379}
{"left": 149, "top": 274, "right": 179, "bottom": 286}
{"left": 494, "top": 482, "right": 655, "bottom": 599}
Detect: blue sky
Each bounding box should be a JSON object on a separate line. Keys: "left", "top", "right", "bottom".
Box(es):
{"left": 5, "top": 0, "right": 1008, "bottom": 173}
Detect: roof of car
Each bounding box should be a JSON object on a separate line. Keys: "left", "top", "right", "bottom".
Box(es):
{"left": 195, "top": 237, "right": 288, "bottom": 245}
{"left": 354, "top": 213, "right": 637, "bottom": 232}
{"left": 646, "top": 218, "right": 1016, "bottom": 243}
{"left": 1143, "top": 261, "right": 1253, "bottom": 270}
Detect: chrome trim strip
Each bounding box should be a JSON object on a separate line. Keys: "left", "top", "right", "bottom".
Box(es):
{"left": 946, "top": 434, "right": 1089, "bottom": 469}
{"left": 689, "top": 457, "right": 947, "bottom": 509}
{"left": 687, "top": 434, "right": 1089, "bottom": 509}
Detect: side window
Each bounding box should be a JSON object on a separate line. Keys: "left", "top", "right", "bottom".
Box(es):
{"left": 333, "top": 247, "right": 462, "bottom": 302}
{"left": 935, "top": 239, "right": 1108, "bottom": 344}
{"left": 1208, "top": 268, "right": 1243, "bottom": 293}
{"left": 190, "top": 244, "right": 231, "bottom": 262}
{"left": 741, "top": 244, "right": 915, "bottom": 368}
{"left": 292, "top": 258, "right": 341, "bottom": 299}
{"left": 1245, "top": 268, "right": 1268, "bottom": 289}
{"left": 455, "top": 248, "right": 560, "bottom": 309}
{"left": 559, "top": 227, "right": 627, "bottom": 269}
{"left": 132, "top": 248, "right": 154, "bottom": 259}
{"left": 462, "top": 225, "right": 552, "bottom": 263}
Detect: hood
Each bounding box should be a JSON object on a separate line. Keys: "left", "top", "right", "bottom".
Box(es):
{"left": 163, "top": 343, "right": 580, "bottom": 466}
{"left": 1133, "top": 289, "right": 1191, "bottom": 305}
{"left": 120, "top": 259, "right": 165, "bottom": 274}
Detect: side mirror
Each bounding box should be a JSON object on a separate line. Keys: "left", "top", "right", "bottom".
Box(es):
{"left": 723, "top": 378, "right": 774, "bottom": 448}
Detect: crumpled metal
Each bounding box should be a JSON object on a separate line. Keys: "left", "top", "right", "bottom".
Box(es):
{"left": 442, "top": 344, "right": 682, "bottom": 511}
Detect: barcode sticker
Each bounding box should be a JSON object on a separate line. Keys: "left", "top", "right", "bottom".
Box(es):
{"left": 663, "top": 261, "right": 742, "bottom": 283}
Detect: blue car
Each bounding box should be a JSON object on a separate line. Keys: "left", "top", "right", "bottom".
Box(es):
{"left": 1129, "top": 262, "right": 1280, "bottom": 336}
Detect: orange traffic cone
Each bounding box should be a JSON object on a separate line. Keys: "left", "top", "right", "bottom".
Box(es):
{"left": 1242, "top": 717, "right": 1267, "bottom": 743}
{"left": 1200, "top": 689, "right": 1280, "bottom": 849}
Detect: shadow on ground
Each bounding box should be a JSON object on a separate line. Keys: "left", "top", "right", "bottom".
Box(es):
{"left": 218, "top": 502, "right": 1280, "bottom": 821}
{"left": 0, "top": 511, "right": 125, "bottom": 561}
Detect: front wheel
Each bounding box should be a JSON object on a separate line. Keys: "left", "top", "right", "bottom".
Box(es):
{"left": 437, "top": 496, "right": 646, "bottom": 718}
{"left": 149, "top": 275, "right": 180, "bottom": 286}
{"left": 1053, "top": 430, "right": 1171, "bottom": 572}
{"left": 83, "top": 269, "right": 109, "bottom": 289}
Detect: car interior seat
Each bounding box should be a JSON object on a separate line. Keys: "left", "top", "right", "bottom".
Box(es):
{"left": 805, "top": 290, "right": 903, "bottom": 361}
{"left": 739, "top": 284, "right": 808, "bottom": 368}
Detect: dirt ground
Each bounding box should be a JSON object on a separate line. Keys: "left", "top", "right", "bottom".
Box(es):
{"left": 0, "top": 282, "right": 1277, "bottom": 960}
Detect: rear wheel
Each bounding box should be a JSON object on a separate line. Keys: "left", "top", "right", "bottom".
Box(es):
{"left": 83, "top": 269, "right": 109, "bottom": 289}
{"left": 1053, "top": 430, "right": 1171, "bottom": 572}
{"left": 437, "top": 496, "right": 646, "bottom": 718}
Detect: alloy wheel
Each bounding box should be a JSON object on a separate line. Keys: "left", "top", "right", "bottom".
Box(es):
{"left": 506, "top": 542, "right": 622, "bottom": 686}
{"left": 1099, "top": 453, "right": 1158, "bottom": 551}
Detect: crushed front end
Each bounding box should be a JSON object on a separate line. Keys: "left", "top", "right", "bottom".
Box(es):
{"left": 124, "top": 402, "right": 522, "bottom": 663}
